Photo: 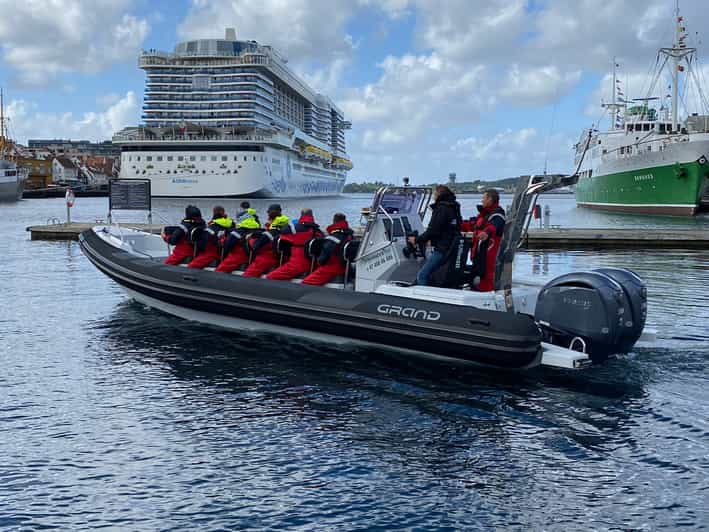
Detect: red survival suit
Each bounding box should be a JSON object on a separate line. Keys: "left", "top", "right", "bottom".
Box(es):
{"left": 241, "top": 214, "right": 291, "bottom": 277}
{"left": 215, "top": 212, "right": 261, "bottom": 273}
{"left": 302, "top": 220, "right": 352, "bottom": 285}
{"left": 266, "top": 214, "right": 322, "bottom": 281}
{"left": 187, "top": 215, "right": 234, "bottom": 269}
{"left": 163, "top": 215, "right": 205, "bottom": 265}
{"left": 461, "top": 204, "right": 506, "bottom": 292}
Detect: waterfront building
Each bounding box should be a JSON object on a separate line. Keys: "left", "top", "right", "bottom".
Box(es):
{"left": 114, "top": 28, "right": 352, "bottom": 197}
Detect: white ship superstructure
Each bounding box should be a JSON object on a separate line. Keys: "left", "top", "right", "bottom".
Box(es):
{"left": 114, "top": 29, "right": 352, "bottom": 198}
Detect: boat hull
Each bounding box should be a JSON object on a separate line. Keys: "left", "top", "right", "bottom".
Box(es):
{"left": 119, "top": 144, "right": 346, "bottom": 198}
{"left": 79, "top": 229, "right": 543, "bottom": 370}
{"left": 0, "top": 175, "right": 25, "bottom": 201}
{"left": 576, "top": 143, "right": 709, "bottom": 216}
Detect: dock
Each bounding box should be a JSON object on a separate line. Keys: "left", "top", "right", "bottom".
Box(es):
{"left": 520, "top": 228, "right": 709, "bottom": 250}
{"left": 26, "top": 223, "right": 162, "bottom": 241}
{"left": 25, "top": 222, "right": 709, "bottom": 249}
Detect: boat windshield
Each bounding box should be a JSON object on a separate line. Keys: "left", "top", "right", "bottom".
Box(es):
{"left": 373, "top": 187, "right": 431, "bottom": 219}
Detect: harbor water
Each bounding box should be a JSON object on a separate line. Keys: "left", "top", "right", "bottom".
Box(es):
{"left": 2, "top": 195, "right": 709, "bottom": 529}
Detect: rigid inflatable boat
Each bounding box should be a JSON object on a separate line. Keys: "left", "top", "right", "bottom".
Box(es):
{"left": 79, "top": 174, "right": 651, "bottom": 371}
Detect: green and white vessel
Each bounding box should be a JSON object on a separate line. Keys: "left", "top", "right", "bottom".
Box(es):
{"left": 575, "top": 6, "right": 709, "bottom": 216}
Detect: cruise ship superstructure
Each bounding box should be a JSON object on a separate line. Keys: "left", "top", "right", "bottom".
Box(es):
{"left": 114, "top": 29, "right": 352, "bottom": 198}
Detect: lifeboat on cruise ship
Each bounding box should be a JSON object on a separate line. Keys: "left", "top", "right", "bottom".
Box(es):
{"left": 331, "top": 156, "right": 353, "bottom": 170}
{"left": 302, "top": 144, "right": 331, "bottom": 161}
{"left": 79, "top": 175, "right": 652, "bottom": 371}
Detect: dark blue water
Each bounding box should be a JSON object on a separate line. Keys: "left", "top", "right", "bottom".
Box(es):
{"left": 2, "top": 196, "right": 709, "bottom": 530}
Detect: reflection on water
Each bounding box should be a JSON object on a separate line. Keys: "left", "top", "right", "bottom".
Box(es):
{"left": 2, "top": 196, "right": 709, "bottom": 529}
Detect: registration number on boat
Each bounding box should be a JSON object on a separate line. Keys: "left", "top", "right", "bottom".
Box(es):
{"left": 363, "top": 248, "right": 396, "bottom": 272}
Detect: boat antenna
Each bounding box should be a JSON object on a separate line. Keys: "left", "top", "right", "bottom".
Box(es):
{"left": 542, "top": 87, "right": 559, "bottom": 176}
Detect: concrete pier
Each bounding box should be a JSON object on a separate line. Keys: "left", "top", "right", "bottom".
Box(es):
{"left": 26, "top": 222, "right": 709, "bottom": 249}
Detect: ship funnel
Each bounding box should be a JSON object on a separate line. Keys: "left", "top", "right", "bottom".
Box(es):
{"left": 225, "top": 28, "right": 236, "bottom": 40}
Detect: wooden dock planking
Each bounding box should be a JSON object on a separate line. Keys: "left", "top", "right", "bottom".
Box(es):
{"left": 520, "top": 228, "right": 709, "bottom": 249}
{"left": 26, "top": 223, "right": 163, "bottom": 241}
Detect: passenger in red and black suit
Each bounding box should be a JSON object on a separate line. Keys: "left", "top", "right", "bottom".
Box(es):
{"left": 241, "top": 204, "right": 291, "bottom": 278}
{"left": 162, "top": 205, "right": 205, "bottom": 265}
{"left": 302, "top": 213, "right": 352, "bottom": 286}
{"left": 266, "top": 208, "right": 322, "bottom": 281}
{"left": 187, "top": 206, "right": 234, "bottom": 269}
{"left": 462, "top": 189, "right": 506, "bottom": 292}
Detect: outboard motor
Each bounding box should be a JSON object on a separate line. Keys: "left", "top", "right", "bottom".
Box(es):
{"left": 534, "top": 268, "right": 646, "bottom": 362}
{"left": 594, "top": 268, "right": 647, "bottom": 352}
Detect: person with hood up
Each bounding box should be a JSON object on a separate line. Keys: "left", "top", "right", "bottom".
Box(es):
{"left": 462, "top": 189, "right": 505, "bottom": 292}
{"left": 407, "top": 185, "right": 462, "bottom": 286}
{"left": 241, "top": 204, "right": 291, "bottom": 277}
{"left": 187, "top": 205, "right": 234, "bottom": 269}
{"left": 234, "top": 201, "right": 260, "bottom": 226}
{"left": 266, "top": 208, "right": 322, "bottom": 280}
{"left": 302, "top": 213, "right": 353, "bottom": 286}
{"left": 162, "top": 205, "right": 205, "bottom": 265}
{"left": 215, "top": 206, "right": 261, "bottom": 273}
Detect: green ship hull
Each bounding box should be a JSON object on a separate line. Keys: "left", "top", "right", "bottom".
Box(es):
{"left": 575, "top": 159, "right": 709, "bottom": 216}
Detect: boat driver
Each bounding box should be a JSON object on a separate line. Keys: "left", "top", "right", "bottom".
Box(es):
{"left": 162, "top": 205, "right": 205, "bottom": 265}
{"left": 241, "top": 204, "right": 291, "bottom": 277}
{"left": 187, "top": 206, "right": 234, "bottom": 269}
{"left": 407, "top": 185, "right": 462, "bottom": 286}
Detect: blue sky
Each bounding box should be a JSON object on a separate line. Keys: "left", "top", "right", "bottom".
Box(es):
{"left": 2, "top": 0, "right": 707, "bottom": 184}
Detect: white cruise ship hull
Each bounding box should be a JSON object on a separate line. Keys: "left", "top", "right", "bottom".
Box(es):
{"left": 120, "top": 145, "right": 346, "bottom": 198}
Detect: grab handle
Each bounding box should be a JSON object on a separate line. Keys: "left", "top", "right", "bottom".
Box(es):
{"left": 182, "top": 275, "right": 198, "bottom": 283}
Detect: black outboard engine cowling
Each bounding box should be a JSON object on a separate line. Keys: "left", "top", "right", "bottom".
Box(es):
{"left": 534, "top": 269, "right": 646, "bottom": 363}
{"left": 593, "top": 268, "right": 647, "bottom": 353}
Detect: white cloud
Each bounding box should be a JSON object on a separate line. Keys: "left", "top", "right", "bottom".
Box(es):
{"left": 0, "top": 0, "right": 149, "bottom": 87}
{"left": 501, "top": 65, "right": 581, "bottom": 107}
{"left": 7, "top": 92, "right": 139, "bottom": 143}
{"left": 177, "top": 0, "right": 357, "bottom": 66}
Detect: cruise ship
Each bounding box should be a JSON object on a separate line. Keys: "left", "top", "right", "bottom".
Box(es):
{"left": 114, "top": 29, "right": 352, "bottom": 198}
{"left": 574, "top": 8, "right": 709, "bottom": 216}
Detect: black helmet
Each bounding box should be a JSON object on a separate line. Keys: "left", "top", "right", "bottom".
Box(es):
{"left": 240, "top": 200, "right": 250, "bottom": 209}
{"left": 267, "top": 203, "right": 282, "bottom": 214}
{"left": 185, "top": 205, "right": 201, "bottom": 218}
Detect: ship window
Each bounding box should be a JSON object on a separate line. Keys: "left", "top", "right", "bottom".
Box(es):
{"left": 234, "top": 156, "right": 238, "bottom": 161}
{"left": 189, "top": 156, "right": 196, "bottom": 161}
{"left": 157, "top": 156, "right": 163, "bottom": 161}
{"left": 211, "top": 156, "right": 217, "bottom": 161}
{"left": 201, "top": 156, "right": 206, "bottom": 161}
{"left": 253, "top": 156, "right": 257, "bottom": 161}
{"left": 146, "top": 156, "right": 152, "bottom": 161}
{"left": 128, "top": 156, "right": 132, "bottom": 162}
{"left": 244, "top": 156, "right": 247, "bottom": 161}
{"left": 136, "top": 156, "right": 141, "bottom": 161}
{"left": 647, "top": 145, "right": 652, "bottom": 151}
{"left": 221, "top": 156, "right": 227, "bottom": 161}
{"left": 178, "top": 156, "right": 184, "bottom": 161}
{"left": 167, "top": 156, "right": 173, "bottom": 161}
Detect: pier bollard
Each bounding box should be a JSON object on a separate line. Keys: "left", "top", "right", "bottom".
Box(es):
{"left": 65, "top": 188, "right": 76, "bottom": 224}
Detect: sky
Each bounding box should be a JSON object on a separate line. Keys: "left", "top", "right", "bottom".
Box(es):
{"left": 1, "top": 0, "right": 708, "bottom": 184}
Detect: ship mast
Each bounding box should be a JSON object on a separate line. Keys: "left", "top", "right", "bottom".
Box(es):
{"left": 660, "top": 1, "right": 694, "bottom": 133}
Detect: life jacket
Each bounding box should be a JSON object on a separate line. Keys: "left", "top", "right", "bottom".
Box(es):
{"left": 180, "top": 216, "right": 205, "bottom": 243}
{"left": 204, "top": 216, "right": 234, "bottom": 243}
{"left": 471, "top": 204, "right": 506, "bottom": 278}
{"left": 236, "top": 210, "right": 260, "bottom": 230}
{"left": 321, "top": 220, "right": 353, "bottom": 265}
{"left": 278, "top": 214, "right": 321, "bottom": 248}
{"left": 249, "top": 214, "right": 290, "bottom": 254}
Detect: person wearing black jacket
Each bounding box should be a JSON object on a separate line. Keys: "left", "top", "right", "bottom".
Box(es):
{"left": 407, "top": 185, "right": 462, "bottom": 286}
